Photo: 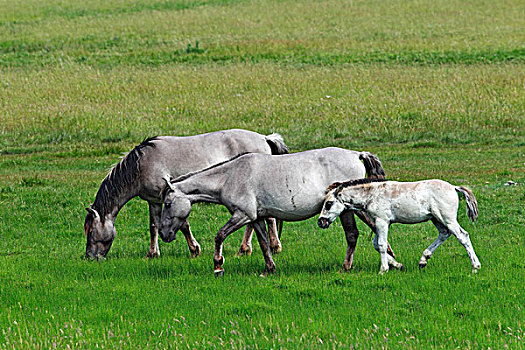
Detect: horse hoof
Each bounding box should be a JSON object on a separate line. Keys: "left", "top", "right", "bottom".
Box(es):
{"left": 340, "top": 264, "right": 353, "bottom": 273}
{"left": 419, "top": 263, "right": 427, "bottom": 269}
{"left": 146, "top": 251, "right": 160, "bottom": 259}
{"left": 235, "top": 248, "right": 252, "bottom": 257}
{"left": 270, "top": 246, "right": 282, "bottom": 255}
{"left": 260, "top": 268, "right": 275, "bottom": 277}
{"left": 214, "top": 269, "right": 224, "bottom": 278}
{"left": 190, "top": 245, "right": 202, "bottom": 259}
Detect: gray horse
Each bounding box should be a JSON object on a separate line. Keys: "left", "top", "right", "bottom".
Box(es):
{"left": 159, "top": 148, "right": 390, "bottom": 276}
{"left": 84, "top": 129, "right": 288, "bottom": 259}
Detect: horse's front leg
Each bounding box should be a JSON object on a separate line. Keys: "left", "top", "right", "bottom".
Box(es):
{"left": 375, "top": 219, "right": 390, "bottom": 274}
{"left": 252, "top": 219, "right": 276, "bottom": 276}
{"left": 180, "top": 220, "right": 201, "bottom": 258}
{"left": 146, "top": 202, "right": 161, "bottom": 258}
{"left": 356, "top": 211, "right": 396, "bottom": 259}
{"left": 214, "top": 211, "right": 251, "bottom": 277}
{"left": 339, "top": 210, "right": 359, "bottom": 271}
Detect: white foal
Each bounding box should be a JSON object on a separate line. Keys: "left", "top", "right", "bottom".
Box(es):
{"left": 318, "top": 178, "right": 481, "bottom": 274}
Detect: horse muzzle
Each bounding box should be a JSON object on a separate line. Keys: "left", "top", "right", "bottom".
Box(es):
{"left": 317, "top": 217, "right": 331, "bottom": 229}
{"left": 160, "top": 230, "right": 177, "bottom": 243}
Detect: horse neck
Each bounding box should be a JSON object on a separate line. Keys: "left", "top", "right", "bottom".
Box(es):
{"left": 177, "top": 170, "right": 226, "bottom": 204}
{"left": 342, "top": 187, "right": 372, "bottom": 206}
{"left": 92, "top": 175, "right": 140, "bottom": 222}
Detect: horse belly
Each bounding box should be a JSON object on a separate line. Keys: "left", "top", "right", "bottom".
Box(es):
{"left": 264, "top": 205, "right": 319, "bottom": 221}
{"left": 390, "top": 200, "right": 432, "bottom": 224}
{"left": 258, "top": 190, "right": 323, "bottom": 221}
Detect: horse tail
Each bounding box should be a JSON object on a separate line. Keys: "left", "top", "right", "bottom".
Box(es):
{"left": 455, "top": 186, "right": 479, "bottom": 222}
{"left": 359, "top": 152, "right": 386, "bottom": 179}
{"left": 265, "top": 133, "right": 289, "bottom": 155}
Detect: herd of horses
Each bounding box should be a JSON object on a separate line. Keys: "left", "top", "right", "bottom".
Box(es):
{"left": 84, "top": 129, "right": 481, "bottom": 275}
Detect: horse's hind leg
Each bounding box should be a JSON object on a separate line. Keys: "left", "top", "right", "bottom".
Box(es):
{"left": 237, "top": 224, "right": 254, "bottom": 257}
{"left": 446, "top": 221, "right": 481, "bottom": 272}
{"left": 146, "top": 202, "right": 162, "bottom": 258}
{"left": 180, "top": 220, "right": 201, "bottom": 258}
{"left": 237, "top": 219, "right": 281, "bottom": 256}
{"left": 266, "top": 218, "right": 282, "bottom": 254}
{"left": 419, "top": 219, "right": 451, "bottom": 269}
{"left": 253, "top": 219, "right": 276, "bottom": 276}
{"left": 339, "top": 210, "right": 360, "bottom": 271}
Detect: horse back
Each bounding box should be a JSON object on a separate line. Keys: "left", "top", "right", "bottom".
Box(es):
{"left": 137, "top": 130, "right": 276, "bottom": 200}
{"left": 232, "top": 148, "right": 368, "bottom": 219}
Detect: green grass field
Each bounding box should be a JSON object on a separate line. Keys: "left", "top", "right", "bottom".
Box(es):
{"left": 1, "top": 0, "right": 524, "bottom": 348}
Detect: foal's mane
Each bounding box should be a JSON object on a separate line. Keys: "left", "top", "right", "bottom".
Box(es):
{"left": 90, "top": 137, "right": 158, "bottom": 218}
{"left": 326, "top": 178, "right": 387, "bottom": 194}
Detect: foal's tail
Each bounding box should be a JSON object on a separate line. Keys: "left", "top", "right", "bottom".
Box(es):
{"left": 359, "top": 152, "right": 386, "bottom": 179}
{"left": 455, "top": 186, "right": 479, "bottom": 222}
{"left": 265, "top": 133, "right": 290, "bottom": 155}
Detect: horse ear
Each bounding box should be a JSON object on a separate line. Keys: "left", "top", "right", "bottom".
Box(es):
{"left": 162, "top": 175, "right": 176, "bottom": 192}
{"left": 86, "top": 207, "right": 100, "bottom": 220}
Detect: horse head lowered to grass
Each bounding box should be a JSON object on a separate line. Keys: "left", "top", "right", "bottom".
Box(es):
{"left": 84, "top": 129, "right": 288, "bottom": 260}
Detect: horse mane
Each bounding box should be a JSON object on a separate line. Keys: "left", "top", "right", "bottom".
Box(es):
{"left": 170, "top": 152, "right": 252, "bottom": 184}
{"left": 89, "top": 137, "right": 158, "bottom": 219}
{"left": 326, "top": 178, "right": 387, "bottom": 194}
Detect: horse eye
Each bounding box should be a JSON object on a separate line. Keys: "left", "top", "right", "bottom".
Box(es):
{"left": 325, "top": 201, "right": 333, "bottom": 210}
{"left": 165, "top": 202, "right": 172, "bottom": 207}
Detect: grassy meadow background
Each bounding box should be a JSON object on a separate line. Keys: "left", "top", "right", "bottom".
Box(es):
{"left": 0, "top": 0, "right": 524, "bottom": 348}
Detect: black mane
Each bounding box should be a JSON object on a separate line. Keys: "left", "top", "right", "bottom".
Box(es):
{"left": 89, "top": 137, "right": 158, "bottom": 219}
{"left": 326, "top": 177, "right": 387, "bottom": 194}
{"left": 170, "top": 152, "right": 252, "bottom": 184}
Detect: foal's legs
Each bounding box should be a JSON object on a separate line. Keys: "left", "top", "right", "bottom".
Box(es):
{"left": 146, "top": 202, "right": 162, "bottom": 258}
{"left": 372, "top": 233, "right": 404, "bottom": 271}
{"left": 252, "top": 219, "right": 277, "bottom": 276}
{"left": 419, "top": 219, "right": 451, "bottom": 269}
{"left": 422, "top": 218, "right": 481, "bottom": 272}
{"left": 237, "top": 218, "right": 281, "bottom": 256}
{"left": 214, "top": 212, "right": 252, "bottom": 276}
{"left": 355, "top": 211, "right": 396, "bottom": 259}
{"left": 180, "top": 220, "right": 201, "bottom": 258}
{"left": 446, "top": 221, "right": 481, "bottom": 272}
{"left": 374, "top": 219, "right": 391, "bottom": 274}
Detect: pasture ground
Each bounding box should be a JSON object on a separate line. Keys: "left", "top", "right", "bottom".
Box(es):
{"left": 1, "top": 0, "right": 524, "bottom": 348}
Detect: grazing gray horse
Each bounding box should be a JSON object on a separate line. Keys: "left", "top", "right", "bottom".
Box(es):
{"left": 84, "top": 129, "right": 288, "bottom": 260}
{"left": 159, "top": 148, "right": 389, "bottom": 276}
{"left": 318, "top": 178, "right": 481, "bottom": 273}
